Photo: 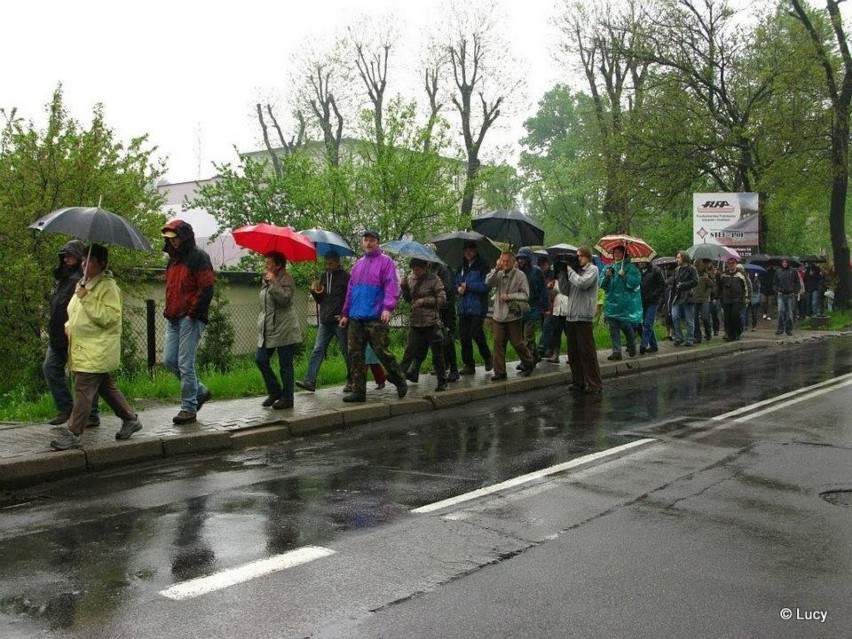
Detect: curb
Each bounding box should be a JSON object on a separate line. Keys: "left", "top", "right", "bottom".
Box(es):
{"left": 0, "top": 337, "right": 793, "bottom": 489}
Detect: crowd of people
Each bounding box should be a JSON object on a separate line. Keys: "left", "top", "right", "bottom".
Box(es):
{"left": 43, "top": 220, "right": 831, "bottom": 451}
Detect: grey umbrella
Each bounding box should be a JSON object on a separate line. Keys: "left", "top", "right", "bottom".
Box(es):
{"left": 471, "top": 209, "right": 545, "bottom": 248}
{"left": 29, "top": 207, "right": 153, "bottom": 251}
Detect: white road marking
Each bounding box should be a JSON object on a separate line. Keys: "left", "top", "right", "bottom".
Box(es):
{"left": 711, "top": 372, "right": 852, "bottom": 421}
{"left": 159, "top": 545, "right": 336, "bottom": 601}
{"left": 411, "top": 439, "right": 656, "bottom": 514}
{"left": 729, "top": 377, "right": 852, "bottom": 423}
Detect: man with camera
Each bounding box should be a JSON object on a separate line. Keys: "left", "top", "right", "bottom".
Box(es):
{"left": 558, "top": 246, "right": 603, "bottom": 394}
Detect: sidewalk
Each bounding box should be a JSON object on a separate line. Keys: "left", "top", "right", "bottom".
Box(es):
{"left": 0, "top": 322, "right": 836, "bottom": 488}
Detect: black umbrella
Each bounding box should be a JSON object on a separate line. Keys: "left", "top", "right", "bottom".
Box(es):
{"left": 796, "top": 254, "right": 827, "bottom": 264}
{"left": 428, "top": 230, "right": 502, "bottom": 270}
{"left": 748, "top": 254, "right": 800, "bottom": 268}
{"left": 29, "top": 206, "right": 153, "bottom": 251}
{"left": 546, "top": 243, "right": 578, "bottom": 259}
{"left": 652, "top": 256, "right": 676, "bottom": 267}
{"left": 471, "top": 209, "right": 545, "bottom": 248}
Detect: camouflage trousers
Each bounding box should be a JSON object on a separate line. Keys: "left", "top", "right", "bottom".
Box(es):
{"left": 348, "top": 320, "right": 404, "bottom": 394}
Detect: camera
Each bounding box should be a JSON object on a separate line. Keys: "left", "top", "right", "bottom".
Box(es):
{"left": 553, "top": 253, "right": 580, "bottom": 272}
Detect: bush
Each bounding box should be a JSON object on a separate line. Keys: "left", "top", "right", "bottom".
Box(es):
{"left": 197, "top": 282, "right": 236, "bottom": 373}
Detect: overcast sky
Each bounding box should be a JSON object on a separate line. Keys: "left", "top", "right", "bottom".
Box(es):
{"left": 1, "top": 0, "right": 567, "bottom": 184}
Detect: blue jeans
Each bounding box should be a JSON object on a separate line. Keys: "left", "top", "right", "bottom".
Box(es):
{"left": 777, "top": 294, "right": 796, "bottom": 333}
{"left": 164, "top": 317, "right": 208, "bottom": 412}
{"left": 671, "top": 302, "right": 695, "bottom": 344}
{"left": 44, "top": 343, "right": 99, "bottom": 418}
{"left": 607, "top": 318, "right": 636, "bottom": 355}
{"left": 256, "top": 344, "right": 296, "bottom": 400}
{"left": 641, "top": 304, "right": 659, "bottom": 351}
{"left": 304, "top": 321, "right": 350, "bottom": 385}
{"left": 809, "top": 290, "right": 821, "bottom": 316}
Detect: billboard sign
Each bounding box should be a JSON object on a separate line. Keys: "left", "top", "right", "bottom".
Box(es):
{"left": 692, "top": 193, "right": 759, "bottom": 258}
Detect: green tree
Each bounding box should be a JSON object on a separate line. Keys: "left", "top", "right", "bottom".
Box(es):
{"left": 0, "top": 87, "right": 164, "bottom": 395}
{"left": 197, "top": 282, "right": 236, "bottom": 374}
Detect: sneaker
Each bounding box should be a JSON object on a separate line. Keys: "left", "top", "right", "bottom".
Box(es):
{"left": 342, "top": 392, "right": 367, "bottom": 403}
{"left": 607, "top": 353, "right": 622, "bottom": 361}
{"left": 86, "top": 417, "right": 101, "bottom": 428}
{"left": 484, "top": 357, "right": 493, "bottom": 372}
{"left": 459, "top": 365, "right": 476, "bottom": 375}
{"left": 519, "top": 362, "right": 534, "bottom": 377}
{"left": 48, "top": 412, "right": 71, "bottom": 426}
{"left": 50, "top": 428, "right": 82, "bottom": 451}
{"left": 262, "top": 395, "right": 279, "bottom": 407}
{"left": 343, "top": 383, "right": 354, "bottom": 393}
{"left": 639, "top": 345, "right": 646, "bottom": 355}
{"left": 515, "top": 363, "right": 524, "bottom": 371}
{"left": 115, "top": 418, "right": 142, "bottom": 441}
{"left": 172, "top": 410, "right": 197, "bottom": 425}
{"left": 196, "top": 389, "right": 212, "bottom": 411}
{"left": 272, "top": 398, "right": 294, "bottom": 409}
{"left": 626, "top": 346, "right": 636, "bottom": 357}
{"left": 684, "top": 342, "right": 695, "bottom": 347}
{"left": 396, "top": 379, "right": 408, "bottom": 399}
{"left": 375, "top": 382, "right": 386, "bottom": 390}
{"left": 295, "top": 380, "right": 316, "bottom": 392}
{"left": 545, "top": 356, "right": 560, "bottom": 364}
{"left": 567, "top": 383, "right": 585, "bottom": 393}
{"left": 447, "top": 370, "right": 460, "bottom": 382}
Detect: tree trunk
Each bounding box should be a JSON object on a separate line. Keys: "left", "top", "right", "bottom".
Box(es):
{"left": 829, "top": 114, "right": 852, "bottom": 309}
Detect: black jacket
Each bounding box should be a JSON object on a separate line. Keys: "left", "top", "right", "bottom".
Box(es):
{"left": 310, "top": 266, "right": 350, "bottom": 324}
{"left": 639, "top": 265, "right": 666, "bottom": 307}
{"left": 672, "top": 264, "right": 699, "bottom": 304}
{"left": 48, "top": 264, "right": 83, "bottom": 350}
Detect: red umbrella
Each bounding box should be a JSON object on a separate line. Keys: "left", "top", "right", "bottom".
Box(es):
{"left": 232, "top": 223, "right": 317, "bottom": 262}
{"left": 594, "top": 234, "right": 656, "bottom": 260}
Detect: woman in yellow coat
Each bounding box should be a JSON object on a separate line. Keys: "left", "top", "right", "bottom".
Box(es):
{"left": 50, "top": 244, "right": 142, "bottom": 451}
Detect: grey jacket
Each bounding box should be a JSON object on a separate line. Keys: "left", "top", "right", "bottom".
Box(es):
{"left": 257, "top": 271, "right": 302, "bottom": 348}
{"left": 486, "top": 266, "right": 529, "bottom": 322}
{"left": 559, "top": 263, "right": 600, "bottom": 322}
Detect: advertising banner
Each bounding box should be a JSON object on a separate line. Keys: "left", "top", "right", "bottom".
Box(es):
{"left": 692, "top": 193, "right": 759, "bottom": 258}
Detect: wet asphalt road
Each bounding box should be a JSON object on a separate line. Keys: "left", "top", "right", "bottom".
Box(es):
{"left": 1, "top": 336, "right": 850, "bottom": 637}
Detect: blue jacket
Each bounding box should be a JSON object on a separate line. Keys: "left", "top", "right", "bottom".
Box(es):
{"left": 519, "top": 263, "right": 549, "bottom": 321}
{"left": 454, "top": 255, "right": 491, "bottom": 317}
{"left": 342, "top": 249, "right": 399, "bottom": 320}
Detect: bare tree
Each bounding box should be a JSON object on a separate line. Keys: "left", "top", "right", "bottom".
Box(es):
{"left": 558, "top": 0, "right": 651, "bottom": 232}
{"left": 348, "top": 20, "right": 396, "bottom": 153}
{"left": 437, "top": 1, "right": 523, "bottom": 218}
{"left": 790, "top": 0, "right": 852, "bottom": 309}
{"left": 255, "top": 104, "right": 306, "bottom": 177}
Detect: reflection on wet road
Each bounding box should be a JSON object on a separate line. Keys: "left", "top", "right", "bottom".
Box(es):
{"left": 1, "top": 337, "right": 850, "bottom": 635}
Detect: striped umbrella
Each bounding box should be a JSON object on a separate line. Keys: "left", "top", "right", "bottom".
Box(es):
{"left": 594, "top": 234, "right": 656, "bottom": 260}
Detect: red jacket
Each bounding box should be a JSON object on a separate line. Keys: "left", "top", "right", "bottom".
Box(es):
{"left": 162, "top": 220, "right": 216, "bottom": 323}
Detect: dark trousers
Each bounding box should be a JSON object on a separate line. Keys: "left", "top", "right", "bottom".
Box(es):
{"left": 566, "top": 322, "right": 603, "bottom": 390}
{"left": 256, "top": 344, "right": 296, "bottom": 400}
{"left": 68, "top": 372, "right": 135, "bottom": 436}
{"left": 491, "top": 319, "right": 534, "bottom": 375}
{"left": 400, "top": 325, "right": 446, "bottom": 383}
{"left": 549, "top": 315, "right": 569, "bottom": 356}
{"left": 458, "top": 314, "right": 491, "bottom": 368}
{"left": 723, "top": 302, "right": 744, "bottom": 341}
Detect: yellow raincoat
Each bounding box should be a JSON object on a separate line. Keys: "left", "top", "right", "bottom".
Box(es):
{"left": 65, "top": 271, "right": 122, "bottom": 373}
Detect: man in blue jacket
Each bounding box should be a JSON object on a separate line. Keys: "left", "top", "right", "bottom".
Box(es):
{"left": 454, "top": 241, "right": 492, "bottom": 375}
{"left": 339, "top": 230, "right": 408, "bottom": 402}
{"left": 515, "top": 247, "right": 549, "bottom": 366}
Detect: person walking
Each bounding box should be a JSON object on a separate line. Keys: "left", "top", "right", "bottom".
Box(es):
{"left": 804, "top": 265, "right": 825, "bottom": 316}
{"left": 774, "top": 258, "right": 802, "bottom": 336}
{"left": 670, "top": 251, "right": 698, "bottom": 347}
{"left": 399, "top": 258, "right": 449, "bottom": 392}
{"left": 339, "top": 229, "right": 408, "bottom": 403}
{"left": 255, "top": 252, "right": 301, "bottom": 409}
{"left": 599, "top": 245, "right": 642, "bottom": 359}
{"left": 161, "top": 219, "right": 216, "bottom": 425}
{"left": 559, "top": 246, "right": 603, "bottom": 394}
{"left": 43, "top": 240, "right": 100, "bottom": 427}
{"left": 637, "top": 257, "right": 666, "bottom": 354}
{"left": 297, "top": 250, "right": 352, "bottom": 393}
{"left": 455, "top": 241, "right": 492, "bottom": 375}
{"left": 50, "top": 245, "right": 142, "bottom": 450}
{"left": 692, "top": 259, "right": 715, "bottom": 344}
{"left": 719, "top": 257, "right": 748, "bottom": 341}
{"left": 486, "top": 251, "right": 537, "bottom": 380}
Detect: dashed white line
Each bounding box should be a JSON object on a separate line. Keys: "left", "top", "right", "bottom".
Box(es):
{"left": 159, "top": 545, "right": 336, "bottom": 600}
{"left": 410, "top": 439, "right": 656, "bottom": 514}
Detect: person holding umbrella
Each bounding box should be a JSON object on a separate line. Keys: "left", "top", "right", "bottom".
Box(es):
{"left": 161, "top": 220, "right": 216, "bottom": 425}
{"left": 43, "top": 240, "right": 100, "bottom": 428}
{"left": 256, "top": 252, "right": 301, "bottom": 409}
{"left": 339, "top": 229, "right": 408, "bottom": 402}
{"left": 50, "top": 245, "right": 142, "bottom": 450}
{"left": 455, "top": 240, "right": 492, "bottom": 375}
{"left": 599, "top": 245, "right": 642, "bottom": 359}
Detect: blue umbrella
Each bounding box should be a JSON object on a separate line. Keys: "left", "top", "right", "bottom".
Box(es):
{"left": 381, "top": 239, "right": 445, "bottom": 264}
{"left": 744, "top": 263, "right": 767, "bottom": 274}
{"left": 298, "top": 228, "right": 355, "bottom": 257}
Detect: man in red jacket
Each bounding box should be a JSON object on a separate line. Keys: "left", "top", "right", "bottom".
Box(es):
{"left": 161, "top": 220, "right": 216, "bottom": 424}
